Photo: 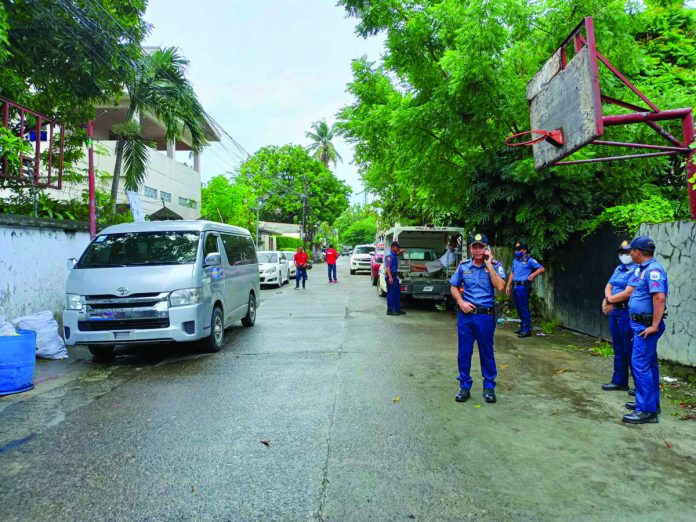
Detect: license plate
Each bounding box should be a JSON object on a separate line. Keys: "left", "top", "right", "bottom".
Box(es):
{"left": 113, "top": 331, "right": 132, "bottom": 340}
{"left": 422, "top": 286, "right": 434, "bottom": 292}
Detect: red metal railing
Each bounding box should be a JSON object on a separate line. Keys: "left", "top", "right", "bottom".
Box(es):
{"left": 0, "top": 95, "right": 65, "bottom": 189}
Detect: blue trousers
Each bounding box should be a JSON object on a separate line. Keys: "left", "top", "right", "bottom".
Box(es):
{"left": 457, "top": 312, "right": 497, "bottom": 389}
{"left": 386, "top": 276, "right": 401, "bottom": 312}
{"left": 630, "top": 319, "right": 665, "bottom": 413}
{"left": 295, "top": 267, "right": 307, "bottom": 287}
{"left": 513, "top": 284, "right": 532, "bottom": 333}
{"left": 328, "top": 263, "right": 337, "bottom": 281}
{"left": 608, "top": 309, "right": 633, "bottom": 386}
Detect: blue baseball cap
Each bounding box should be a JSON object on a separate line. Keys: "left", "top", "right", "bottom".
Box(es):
{"left": 514, "top": 242, "right": 527, "bottom": 250}
{"left": 617, "top": 239, "right": 631, "bottom": 252}
{"left": 629, "top": 236, "right": 656, "bottom": 252}
{"left": 469, "top": 233, "right": 489, "bottom": 246}
{"left": 390, "top": 241, "right": 400, "bottom": 247}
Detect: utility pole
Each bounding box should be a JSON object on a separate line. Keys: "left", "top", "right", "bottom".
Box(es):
{"left": 87, "top": 120, "right": 96, "bottom": 239}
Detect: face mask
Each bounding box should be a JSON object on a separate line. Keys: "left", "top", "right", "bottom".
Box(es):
{"left": 619, "top": 254, "right": 632, "bottom": 264}
{"left": 514, "top": 251, "right": 524, "bottom": 259}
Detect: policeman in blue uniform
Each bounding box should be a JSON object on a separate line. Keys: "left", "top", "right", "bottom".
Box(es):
{"left": 605, "top": 236, "right": 667, "bottom": 424}
{"left": 505, "top": 242, "right": 545, "bottom": 338}
{"left": 385, "top": 240, "right": 406, "bottom": 316}
{"left": 600, "top": 240, "right": 637, "bottom": 393}
{"left": 450, "top": 233, "right": 506, "bottom": 403}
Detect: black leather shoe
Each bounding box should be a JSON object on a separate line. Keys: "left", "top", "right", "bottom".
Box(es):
{"left": 622, "top": 411, "right": 659, "bottom": 424}
{"left": 483, "top": 389, "right": 497, "bottom": 403}
{"left": 386, "top": 311, "right": 399, "bottom": 316}
{"left": 625, "top": 402, "right": 661, "bottom": 414}
{"left": 602, "top": 383, "right": 629, "bottom": 391}
{"left": 517, "top": 331, "right": 531, "bottom": 338}
{"left": 628, "top": 389, "right": 635, "bottom": 396}
{"left": 397, "top": 310, "right": 406, "bottom": 315}
{"left": 455, "top": 388, "right": 471, "bottom": 402}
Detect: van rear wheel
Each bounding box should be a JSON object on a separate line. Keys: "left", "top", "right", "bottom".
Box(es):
{"left": 241, "top": 294, "right": 256, "bottom": 327}
{"left": 202, "top": 306, "right": 224, "bottom": 353}
{"left": 88, "top": 345, "right": 115, "bottom": 360}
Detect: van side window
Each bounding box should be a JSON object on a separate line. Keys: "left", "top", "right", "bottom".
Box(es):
{"left": 221, "top": 234, "right": 244, "bottom": 266}
{"left": 204, "top": 234, "right": 219, "bottom": 256}
{"left": 243, "top": 237, "right": 257, "bottom": 264}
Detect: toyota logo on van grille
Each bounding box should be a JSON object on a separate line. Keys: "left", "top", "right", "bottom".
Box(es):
{"left": 117, "top": 287, "right": 129, "bottom": 296}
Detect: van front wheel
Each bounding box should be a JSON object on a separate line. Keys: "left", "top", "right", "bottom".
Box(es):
{"left": 88, "top": 345, "right": 115, "bottom": 360}
{"left": 202, "top": 306, "right": 224, "bottom": 353}
{"left": 241, "top": 294, "right": 256, "bottom": 327}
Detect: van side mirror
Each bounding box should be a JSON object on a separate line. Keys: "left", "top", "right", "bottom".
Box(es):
{"left": 67, "top": 258, "right": 77, "bottom": 270}
{"left": 204, "top": 252, "right": 222, "bottom": 266}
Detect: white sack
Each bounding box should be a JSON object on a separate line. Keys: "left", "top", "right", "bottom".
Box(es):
{"left": 12, "top": 310, "right": 69, "bottom": 359}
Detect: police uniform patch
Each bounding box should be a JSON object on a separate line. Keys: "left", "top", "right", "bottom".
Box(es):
{"left": 634, "top": 267, "right": 640, "bottom": 276}
{"left": 496, "top": 265, "right": 505, "bottom": 278}
{"left": 649, "top": 270, "right": 661, "bottom": 281}
{"left": 463, "top": 270, "right": 472, "bottom": 274}
{"left": 475, "top": 234, "right": 482, "bottom": 241}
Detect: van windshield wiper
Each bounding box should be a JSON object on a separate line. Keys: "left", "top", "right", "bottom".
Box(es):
{"left": 81, "top": 263, "right": 127, "bottom": 268}
{"left": 127, "top": 261, "right": 188, "bottom": 266}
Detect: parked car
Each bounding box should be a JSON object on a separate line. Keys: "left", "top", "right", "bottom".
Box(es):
{"left": 63, "top": 220, "right": 260, "bottom": 358}
{"left": 342, "top": 246, "right": 352, "bottom": 256}
{"left": 370, "top": 243, "right": 385, "bottom": 286}
{"left": 280, "top": 250, "right": 297, "bottom": 277}
{"left": 350, "top": 244, "right": 374, "bottom": 275}
{"left": 257, "top": 250, "right": 290, "bottom": 288}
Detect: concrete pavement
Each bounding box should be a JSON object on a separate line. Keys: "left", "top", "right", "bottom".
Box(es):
{"left": 1, "top": 259, "right": 694, "bottom": 521}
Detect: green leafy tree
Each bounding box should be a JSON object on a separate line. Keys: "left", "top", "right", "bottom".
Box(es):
{"left": 337, "top": 0, "right": 695, "bottom": 254}
{"left": 200, "top": 175, "right": 255, "bottom": 231}
{"left": 305, "top": 120, "right": 343, "bottom": 168}
{"left": 110, "top": 47, "right": 208, "bottom": 202}
{"left": 237, "top": 145, "right": 351, "bottom": 240}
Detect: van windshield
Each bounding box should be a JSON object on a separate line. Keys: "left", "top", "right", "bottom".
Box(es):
{"left": 77, "top": 231, "right": 200, "bottom": 268}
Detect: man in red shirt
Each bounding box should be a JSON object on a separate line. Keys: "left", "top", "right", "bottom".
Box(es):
{"left": 294, "top": 247, "right": 309, "bottom": 289}
{"left": 325, "top": 244, "right": 339, "bottom": 283}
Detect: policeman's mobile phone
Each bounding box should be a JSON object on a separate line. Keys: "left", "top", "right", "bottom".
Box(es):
{"left": 484, "top": 248, "right": 491, "bottom": 261}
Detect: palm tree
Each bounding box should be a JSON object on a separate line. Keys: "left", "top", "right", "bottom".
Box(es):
{"left": 305, "top": 120, "right": 342, "bottom": 169}
{"left": 110, "top": 47, "right": 208, "bottom": 204}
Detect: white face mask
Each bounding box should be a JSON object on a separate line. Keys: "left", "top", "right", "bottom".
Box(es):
{"left": 619, "top": 254, "right": 632, "bottom": 265}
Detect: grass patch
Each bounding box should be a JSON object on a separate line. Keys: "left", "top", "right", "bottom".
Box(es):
{"left": 540, "top": 320, "right": 559, "bottom": 335}
{"left": 589, "top": 339, "right": 614, "bottom": 358}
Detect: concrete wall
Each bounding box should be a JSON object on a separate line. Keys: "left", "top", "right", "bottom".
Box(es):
{"left": 638, "top": 221, "right": 696, "bottom": 366}
{"left": 0, "top": 215, "right": 91, "bottom": 322}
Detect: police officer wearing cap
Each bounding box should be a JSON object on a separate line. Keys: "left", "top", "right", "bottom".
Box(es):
{"left": 450, "top": 233, "right": 506, "bottom": 403}
{"left": 385, "top": 240, "right": 406, "bottom": 316}
{"left": 505, "top": 242, "right": 544, "bottom": 338}
{"left": 605, "top": 236, "right": 667, "bottom": 424}
{"left": 600, "top": 240, "right": 637, "bottom": 393}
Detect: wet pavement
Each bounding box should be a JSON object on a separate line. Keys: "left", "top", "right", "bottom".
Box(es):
{"left": 1, "top": 259, "right": 695, "bottom": 521}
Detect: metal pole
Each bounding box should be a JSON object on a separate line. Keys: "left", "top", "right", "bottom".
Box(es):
{"left": 87, "top": 120, "right": 96, "bottom": 239}
{"left": 682, "top": 109, "right": 696, "bottom": 219}
{"left": 256, "top": 199, "right": 260, "bottom": 249}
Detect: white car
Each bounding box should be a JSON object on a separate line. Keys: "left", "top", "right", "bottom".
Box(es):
{"left": 280, "top": 251, "right": 297, "bottom": 277}
{"left": 257, "top": 251, "right": 290, "bottom": 288}
{"left": 350, "top": 244, "right": 374, "bottom": 275}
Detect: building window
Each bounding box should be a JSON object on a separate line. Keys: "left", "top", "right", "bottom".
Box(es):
{"left": 160, "top": 191, "right": 171, "bottom": 203}
{"left": 178, "top": 197, "right": 198, "bottom": 209}
{"left": 143, "top": 186, "right": 157, "bottom": 199}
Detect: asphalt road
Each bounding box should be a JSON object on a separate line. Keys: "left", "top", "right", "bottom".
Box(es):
{"left": 1, "top": 259, "right": 695, "bottom": 521}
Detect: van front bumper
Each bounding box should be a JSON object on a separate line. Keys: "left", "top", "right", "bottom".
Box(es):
{"left": 63, "top": 303, "right": 210, "bottom": 346}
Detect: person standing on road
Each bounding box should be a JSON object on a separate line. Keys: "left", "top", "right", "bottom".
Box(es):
{"left": 385, "top": 240, "right": 406, "bottom": 316}
{"left": 605, "top": 236, "right": 667, "bottom": 424}
{"left": 294, "top": 246, "right": 308, "bottom": 290}
{"left": 600, "top": 240, "right": 637, "bottom": 394}
{"left": 505, "top": 242, "right": 544, "bottom": 338}
{"left": 326, "top": 244, "right": 339, "bottom": 283}
{"left": 450, "top": 233, "right": 506, "bottom": 404}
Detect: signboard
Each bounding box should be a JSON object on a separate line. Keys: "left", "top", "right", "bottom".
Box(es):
{"left": 126, "top": 190, "right": 145, "bottom": 222}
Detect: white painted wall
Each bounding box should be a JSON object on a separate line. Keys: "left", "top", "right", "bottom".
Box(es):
{"left": 57, "top": 140, "right": 202, "bottom": 220}
{"left": 0, "top": 222, "right": 91, "bottom": 321}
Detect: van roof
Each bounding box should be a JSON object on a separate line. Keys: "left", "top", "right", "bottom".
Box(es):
{"left": 99, "top": 220, "right": 252, "bottom": 237}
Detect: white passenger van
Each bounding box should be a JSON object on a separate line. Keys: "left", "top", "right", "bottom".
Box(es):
{"left": 63, "top": 221, "right": 260, "bottom": 358}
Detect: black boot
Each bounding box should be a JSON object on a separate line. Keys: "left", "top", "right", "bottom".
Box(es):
{"left": 622, "top": 411, "right": 659, "bottom": 424}
{"left": 625, "top": 402, "right": 661, "bottom": 414}
{"left": 483, "top": 388, "right": 497, "bottom": 403}
{"left": 602, "top": 383, "right": 629, "bottom": 391}
{"left": 455, "top": 388, "right": 471, "bottom": 402}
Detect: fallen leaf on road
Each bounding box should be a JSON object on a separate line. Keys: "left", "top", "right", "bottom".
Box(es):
{"left": 191, "top": 485, "right": 196, "bottom": 493}
{"left": 474, "top": 404, "right": 481, "bottom": 408}
{"left": 392, "top": 396, "right": 401, "bottom": 403}
{"left": 663, "top": 439, "right": 672, "bottom": 449}
{"left": 260, "top": 439, "right": 271, "bottom": 447}
{"left": 554, "top": 368, "right": 567, "bottom": 376}
{"left": 680, "top": 414, "right": 696, "bottom": 421}
{"left": 499, "top": 364, "right": 509, "bottom": 369}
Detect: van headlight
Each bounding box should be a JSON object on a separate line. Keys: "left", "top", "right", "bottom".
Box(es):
{"left": 169, "top": 288, "right": 202, "bottom": 307}
{"left": 66, "top": 293, "right": 84, "bottom": 310}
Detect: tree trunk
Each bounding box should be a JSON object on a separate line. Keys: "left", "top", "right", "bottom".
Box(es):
{"left": 110, "top": 137, "right": 126, "bottom": 210}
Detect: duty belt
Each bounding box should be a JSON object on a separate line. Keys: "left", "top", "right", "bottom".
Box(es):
{"left": 630, "top": 313, "right": 653, "bottom": 326}
{"left": 461, "top": 306, "right": 495, "bottom": 315}
{"left": 613, "top": 302, "right": 628, "bottom": 310}
{"left": 513, "top": 281, "right": 530, "bottom": 286}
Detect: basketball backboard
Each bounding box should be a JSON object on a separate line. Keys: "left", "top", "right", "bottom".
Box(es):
{"left": 525, "top": 18, "right": 604, "bottom": 170}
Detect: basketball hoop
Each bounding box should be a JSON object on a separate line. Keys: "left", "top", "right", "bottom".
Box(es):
{"left": 505, "top": 129, "right": 564, "bottom": 148}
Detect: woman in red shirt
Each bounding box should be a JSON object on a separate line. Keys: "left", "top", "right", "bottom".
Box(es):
{"left": 294, "top": 247, "right": 309, "bottom": 289}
